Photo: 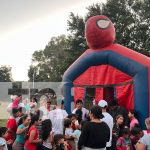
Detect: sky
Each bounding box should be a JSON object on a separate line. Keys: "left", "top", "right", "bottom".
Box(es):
{"left": 0, "top": 0, "right": 106, "bottom": 81}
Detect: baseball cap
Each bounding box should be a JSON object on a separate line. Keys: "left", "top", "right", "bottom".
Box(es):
{"left": 56, "top": 98, "right": 63, "bottom": 105}
{"left": 98, "top": 100, "right": 108, "bottom": 107}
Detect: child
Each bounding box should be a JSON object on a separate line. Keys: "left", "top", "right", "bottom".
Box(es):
{"left": 130, "top": 126, "right": 143, "bottom": 150}
{"left": 12, "top": 115, "right": 30, "bottom": 150}
{"left": 64, "top": 119, "right": 75, "bottom": 150}
{"left": 29, "top": 97, "right": 37, "bottom": 115}
{"left": 116, "top": 127, "right": 132, "bottom": 150}
{"left": 128, "top": 110, "right": 139, "bottom": 130}
{"left": 53, "top": 134, "right": 68, "bottom": 150}
{"left": 67, "top": 114, "right": 79, "bottom": 130}
{"left": 112, "top": 115, "right": 124, "bottom": 150}
{"left": 0, "top": 127, "right": 8, "bottom": 150}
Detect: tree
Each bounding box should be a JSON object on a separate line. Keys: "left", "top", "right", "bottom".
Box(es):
{"left": 0, "top": 66, "right": 12, "bottom": 82}
{"left": 28, "top": 35, "right": 69, "bottom": 82}
{"left": 67, "top": 12, "right": 87, "bottom": 64}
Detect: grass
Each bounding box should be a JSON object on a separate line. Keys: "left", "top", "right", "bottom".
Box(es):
{"left": 0, "top": 119, "right": 7, "bottom": 127}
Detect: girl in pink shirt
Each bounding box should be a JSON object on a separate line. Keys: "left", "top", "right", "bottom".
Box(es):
{"left": 128, "top": 110, "right": 139, "bottom": 130}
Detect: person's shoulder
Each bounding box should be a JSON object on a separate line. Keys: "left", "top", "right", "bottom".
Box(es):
{"left": 30, "top": 125, "right": 37, "bottom": 131}
{"left": 82, "top": 107, "right": 89, "bottom": 112}
{"left": 140, "top": 134, "right": 150, "bottom": 140}
{"left": 18, "top": 124, "right": 25, "bottom": 128}
{"left": 62, "top": 109, "right": 68, "bottom": 116}
{"left": 0, "top": 137, "right": 6, "bottom": 145}
{"left": 72, "top": 108, "right": 77, "bottom": 113}
{"left": 103, "top": 112, "right": 113, "bottom": 118}
{"left": 101, "top": 121, "right": 110, "bottom": 129}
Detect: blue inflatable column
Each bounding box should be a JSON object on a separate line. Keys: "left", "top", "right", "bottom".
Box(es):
{"left": 134, "top": 69, "right": 149, "bottom": 129}
{"left": 63, "top": 82, "right": 74, "bottom": 114}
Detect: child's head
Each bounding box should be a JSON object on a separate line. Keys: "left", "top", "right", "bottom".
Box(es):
{"left": 10, "top": 108, "right": 19, "bottom": 118}
{"left": 18, "top": 114, "right": 30, "bottom": 126}
{"left": 131, "top": 126, "right": 143, "bottom": 139}
{"left": 116, "top": 115, "right": 124, "bottom": 125}
{"left": 54, "top": 134, "right": 64, "bottom": 145}
{"left": 0, "top": 127, "right": 7, "bottom": 138}
{"left": 68, "top": 114, "right": 78, "bottom": 122}
{"left": 64, "top": 118, "right": 72, "bottom": 128}
{"left": 31, "top": 97, "right": 37, "bottom": 103}
{"left": 145, "top": 117, "right": 150, "bottom": 129}
{"left": 122, "top": 127, "right": 130, "bottom": 139}
{"left": 128, "top": 109, "right": 137, "bottom": 119}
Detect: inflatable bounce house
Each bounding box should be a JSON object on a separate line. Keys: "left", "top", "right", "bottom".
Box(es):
{"left": 62, "top": 15, "right": 150, "bottom": 128}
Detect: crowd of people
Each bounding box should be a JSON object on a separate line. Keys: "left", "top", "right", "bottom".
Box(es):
{"left": 0, "top": 95, "right": 150, "bottom": 150}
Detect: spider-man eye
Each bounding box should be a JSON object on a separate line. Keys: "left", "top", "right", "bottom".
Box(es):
{"left": 96, "top": 19, "right": 110, "bottom": 29}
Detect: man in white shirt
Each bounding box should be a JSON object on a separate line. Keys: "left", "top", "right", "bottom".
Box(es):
{"left": 72, "top": 99, "right": 89, "bottom": 122}
{"left": 48, "top": 98, "right": 68, "bottom": 135}
{"left": 98, "top": 100, "right": 113, "bottom": 150}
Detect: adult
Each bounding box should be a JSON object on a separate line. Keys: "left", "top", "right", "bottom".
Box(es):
{"left": 78, "top": 105, "right": 110, "bottom": 150}
{"left": 108, "top": 99, "right": 129, "bottom": 126}
{"left": 98, "top": 100, "right": 113, "bottom": 150}
{"left": 136, "top": 117, "right": 150, "bottom": 150}
{"left": 72, "top": 99, "right": 89, "bottom": 122}
{"left": 48, "top": 98, "right": 68, "bottom": 135}
{"left": 136, "top": 134, "right": 150, "bottom": 150}
{"left": 39, "top": 95, "right": 51, "bottom": 120}
{"left": 24, "top": 115, "right": 42, "bottom": 150}
{"left": 42, "top": 119, "right": 53, "bottom": 150}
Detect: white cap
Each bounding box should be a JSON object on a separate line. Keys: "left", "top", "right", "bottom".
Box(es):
{"left": 98, "top": 100, "right": 108, "bottom": 107}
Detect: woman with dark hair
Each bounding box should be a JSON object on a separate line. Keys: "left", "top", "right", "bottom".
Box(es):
{"left": 41, "top": 119, "right": 53, "bottom": 150}
{"left": 78, "top": 105, "right": 110, "bottom": 150}
{"left": 24, "top": 115, "right": 42, "bottom": 150}
{"left": 12, "top": 115, "right": 30, "bottom": 150}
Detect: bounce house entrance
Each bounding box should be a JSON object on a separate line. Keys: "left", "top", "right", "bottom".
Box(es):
{"left": 84, "top": 86, "right": 115, "bottom": 109}
{"left": 79, "top": 81, "right": 134, "bottom": 110}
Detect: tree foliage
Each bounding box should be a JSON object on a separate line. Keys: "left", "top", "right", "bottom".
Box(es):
{"left": 28, "top": 35, "right": 69, "bottom": 82}
{"left": 0, "top": 66, "right": 12, "bottom": 82}
{"left": 28, "top": 0, "right": 150, "bottom": 82}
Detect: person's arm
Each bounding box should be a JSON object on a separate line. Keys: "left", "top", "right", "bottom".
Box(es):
{"left": 7, "top": 128, "right": 15, "bottom": 136}
{"left": 106, "top": 123, "right": 110, "bottom": 142}
{"left": 116, "top": 137, "right": 123, "bottom": 150}
{"left": 0, "top": 146, "right": 4, "bottom": 150}
{"left": 49, "top": 131, "right": 54, "bottom": 144}
{"left": 136, "top": 135, "right": 148, "bottom": 150}
{"left": 16, "top": 125, "right": 28, "bottom": 134}
{"left": 72, "top": 109, "right": 76, "bottom": 114}
{"left": 29, "top": 130, "right": 41, "bottom": 144}
{"left": 78, "top": 123, "right": 88, "bottom": 150}
{"left": 7, "top": 119, "right": 17, "bottom": 137}
{"left": 136, "top": 142, "right": 146, "bottom": 150}
{"left": 64, "top": 141, "right": 68, "bottom": 150}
